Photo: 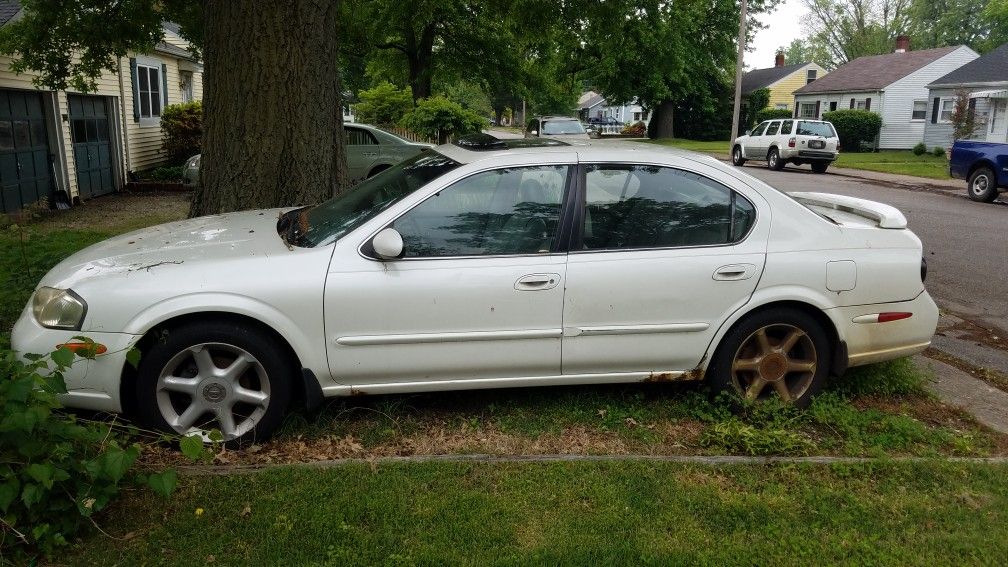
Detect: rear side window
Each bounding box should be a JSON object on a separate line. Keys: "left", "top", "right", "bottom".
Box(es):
{"left": 780, "top": 120, "right": 793, "bottom": 134}
{"left": 581, "top": 165, "right": 756, "bottom": 250}
{"left": 345, "top": 127, "right": 377, "bottom": 145}
{"left": 796, "top": 121, "right": 836, "bottom": 137}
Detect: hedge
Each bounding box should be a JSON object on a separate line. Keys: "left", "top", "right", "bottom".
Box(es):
{"left": 820, "top": 109, "right": 882, "bottom": 152}
{"left": 755, "top": 108, "right": 792, "bottom": 123}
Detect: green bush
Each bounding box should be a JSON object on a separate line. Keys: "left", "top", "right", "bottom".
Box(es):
{"left": 0, "top": 343, "right": 210, "bottom": 559}
{"left": 150, "top": 166, "right": 183, "bottom": 182}
{"left": 353, "top": 81, "right": 413, "bottom": 126}
{"left": 912, "top": 142, "right": 927, "bottom": 156}
{"left": 399, "top": 96, "right": 486, "bottom": 144}
{"left": 820, "top": 109, "right": 882, "bottom": 152}
{"left": 620, "top": 121, "right": 647, "bottom": 136}
{"left": 755, "top": 108, "right": 792, "bottom": 123}
{"left": 932, "top": 146, "right": 946, "bottom": 157}
{"left": 160, "top": 101, "right": 202, "bottom": 162}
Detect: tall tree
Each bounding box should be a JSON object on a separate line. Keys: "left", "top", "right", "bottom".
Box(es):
{"left": 801, "top": 0, "right": 912, "bottom": 68}
{"left": 906, "top": 0, "right": 990, "bottom": 52}
{"left": 0, "top": 0, "right": 349, "bottom": 217}
{"left": 779, "top": 38, "right": 816, "bottom": 65}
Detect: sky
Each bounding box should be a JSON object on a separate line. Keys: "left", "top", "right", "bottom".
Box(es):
{"left": 748, "top": 0, "right": 810, "bottom": 71}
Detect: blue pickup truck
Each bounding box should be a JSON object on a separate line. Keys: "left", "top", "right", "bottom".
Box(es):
{"left": 950, "top": 140, "right": 1008, "bottom": 202}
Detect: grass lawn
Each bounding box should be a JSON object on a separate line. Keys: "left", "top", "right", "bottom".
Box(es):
{"left": 69, "top": 460, "right": 1008, "bottom": 565}
{"left": 644, "top": 138, "right": 951, "bottom": 180}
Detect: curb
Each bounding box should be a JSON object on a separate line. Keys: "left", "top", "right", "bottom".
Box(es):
{"left": 175, "top": 453, "right": 1008, "bottom": 476}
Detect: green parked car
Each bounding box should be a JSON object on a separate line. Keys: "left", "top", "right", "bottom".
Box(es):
{"left": 182, "top": 123, "right": 433, "bottom": 186}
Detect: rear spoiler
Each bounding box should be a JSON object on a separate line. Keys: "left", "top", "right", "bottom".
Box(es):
{"left": 788, "top": 192, "right": 907, "bottom": 229}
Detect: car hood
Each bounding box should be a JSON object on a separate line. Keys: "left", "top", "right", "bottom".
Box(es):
{"left": 41, "top": 208, "right": 298, "bottom": 288}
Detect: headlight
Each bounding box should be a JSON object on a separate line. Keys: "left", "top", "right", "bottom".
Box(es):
{"left": 32, "top": 287, "right": 87, "bottom": 330}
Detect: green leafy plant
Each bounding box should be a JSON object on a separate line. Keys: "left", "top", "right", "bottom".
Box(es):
{"left": 398, "top": 96, "right": 486, "bottom": 144}
{"left": 755, "top": 108, "right": 792, "bottom": 123}
{"left": 0, "top": 342, "right": 210, "bottom": 559}
{"left": 912, "top": 142, "right": 927, "bottom": 156}
{"left": 160, "top": 101, "right": 202, "bottom": 162}
{"left": 932, "top": 146, "right": 946, "bottom": 157}
{"left": 149, "top": 166, "right": 184, "bottom": 182}
{"left": 353, "top": 81, "right": 413, "bottom": 126}
{"left": 949, "top": 89, "right": 977, "bottom": 141}
{"left": 821, "top": 109, "right": 882, "bottom": 152}
{"left": 742, "top": 88, "right": 771, "bottom": 132}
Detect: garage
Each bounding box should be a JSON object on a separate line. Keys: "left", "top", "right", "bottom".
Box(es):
{"left": 0, "top": 88, "right": 54, "bottom": 214}
{"left": 68, "top": 94, "right": 116, "bottom": 199}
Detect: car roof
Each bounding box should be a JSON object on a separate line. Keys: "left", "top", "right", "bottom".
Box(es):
{"left": 535, "top": 115, "right": 580, "bottom": 121}
{"left": 437, "top": 138, "right": 726, "bottom": 169}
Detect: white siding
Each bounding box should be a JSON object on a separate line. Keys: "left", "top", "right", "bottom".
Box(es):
{"left": 878, "top": 46, "right": 979, "bottom": 149}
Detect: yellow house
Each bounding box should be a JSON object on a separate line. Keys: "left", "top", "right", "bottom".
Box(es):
{"left": 0, "top": 13, "right": 202, "bottom": 214}
{"left": 741, "top": 53, "right": 826, "bottom": 111}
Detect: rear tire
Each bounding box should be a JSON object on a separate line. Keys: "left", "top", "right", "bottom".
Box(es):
{"left": 732, "top": 146, "right": 746, "bottom": 166}
{"left": 967, "top": 166, "right": 998, "bottom": 202}
{"left": 707, "top": 307, "right": 831, "bottom": 409}
{"left": 135, "top": 321, "right": 294, "bottom": 446}
{"left": 767, "top": 148, "right": 784, "bottom": 171}
{"left": 811, "top": 162, "right": 829, "bottom": 174}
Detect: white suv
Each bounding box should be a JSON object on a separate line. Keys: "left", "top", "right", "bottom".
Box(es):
{"left": 732, "top": 119, "right": 839, "bottom": 173}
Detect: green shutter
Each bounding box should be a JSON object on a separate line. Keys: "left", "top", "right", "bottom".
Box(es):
{"left": 129, "top": 57, "right": 139, "bottom": 122}
{"left": 161, "top": 63, "right": 168, "bottom": 108}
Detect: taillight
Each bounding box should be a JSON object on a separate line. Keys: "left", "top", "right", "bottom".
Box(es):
{"left": 788, "top": 137, "right": 796, "bottom": 148}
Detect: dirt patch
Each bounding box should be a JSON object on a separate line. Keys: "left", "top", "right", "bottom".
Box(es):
{"left": 853, "top": 395, "right": 984, "bottom": 431}
{"left": 30, "top": 191, "right": 189, "bottom": 233}
{"left": 936, "top": 317, "right": 1008, "bottom": 352}
{"left": 926, "top": 348, "right": 1008, "bottom": 393}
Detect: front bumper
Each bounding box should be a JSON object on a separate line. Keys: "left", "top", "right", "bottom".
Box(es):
{"left": 11, "top": 307, "right": 141, "bottom": 413}
{"left": 826, "top": 290, "right": 939, "bottom": 367}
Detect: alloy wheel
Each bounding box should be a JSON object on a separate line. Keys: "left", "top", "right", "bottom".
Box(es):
{"left": 155, "top": 342, "right": 271, "bottom": 440}
{"left": 729, "top": 324, "right": 817, "bottom": 402}
{"left": 972, "top": 174, "right": 989, "bottom": 196}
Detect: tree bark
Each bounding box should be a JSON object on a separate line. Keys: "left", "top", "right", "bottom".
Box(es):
{"left": 189, "top": 0, "right": 349, "bottom": 217}
{"left": 647, "top": 100, "right": 675, "bottom": 139}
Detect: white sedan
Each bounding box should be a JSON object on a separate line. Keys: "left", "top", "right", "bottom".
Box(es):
{"left": 12, "top": 135, "right": 938, "bottom": 443}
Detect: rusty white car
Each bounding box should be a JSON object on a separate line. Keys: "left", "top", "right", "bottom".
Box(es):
{"left": 12, "top": 134, "right": 938, "bottom": 444}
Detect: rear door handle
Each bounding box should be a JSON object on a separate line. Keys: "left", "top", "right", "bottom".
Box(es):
{"left": 515, "top": 273, "right": 560, "bottom": 291}
{"left": 713, "top": 264, "right": 757, "bottom": 281}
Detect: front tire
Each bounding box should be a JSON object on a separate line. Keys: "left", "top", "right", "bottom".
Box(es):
{"left": 811, "top": 162, "right": 829, "bottom": 174}
{"left": 968, "top": 166, "right": 998, "bottom": 202}
{"left": 732, "top": 146, "right": 746, "bottom": 166}
{"left": 767, "top": 148, "right": 784, "bottom": 171}
{"left": 135, "top": 321, "right": 293, "bottom": 445}
{"left": 707, "top": 308, "right": 831, "bottom": 408}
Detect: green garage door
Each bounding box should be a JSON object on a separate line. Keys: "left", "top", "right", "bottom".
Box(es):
{"left": 68, "top": 94, "right": 115, "bottom": 198}
{"left": 0, "top": 89, "right": 53, "bottom": 214}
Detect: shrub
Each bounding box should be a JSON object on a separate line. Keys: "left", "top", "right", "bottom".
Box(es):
{"left": 932, "top": 146, "right": 946, "bottom": 157}
{"left": 149, "top": 166, "right": 183, "bottom": 182}
{"left": 912, "top": 142, "right": 927, "bottom": 156}
{"left": 820, "top": 109, "right": 882, "bottom": 152}
{"left": 742, "top": 88, "right": 770, "bottom": 130}
{"left": 160, "top": 101, "right": 202, "bottom": 162}
{"left": 399, "top": 96, "right": 486, "bottom": 144}
{"left": 353, "top": 82, "right": 413, "bottom": 126}
{"left": 755, "top": 108, "right": 792, "bottom": 123}
{"left": 949, "top": 89, "right": 977, "bottom": 141}
{"left": 0, "top": 343, "right": 210, "bottom": 559}
{"left": 620, "top": 121, "right": 647, "bottom": 136}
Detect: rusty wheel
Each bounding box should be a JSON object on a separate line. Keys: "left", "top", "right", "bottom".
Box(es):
{"left": 708, "top": 307, "right": 831, "bottom": 408}
{"left": 730, "top": 324, "right": 817, "bottom": 402}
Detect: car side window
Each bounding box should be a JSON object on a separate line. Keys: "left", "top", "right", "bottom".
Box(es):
{"left": 346, "top": 127, "right": 377, "bottom": 146}
{"left": 765, "top": 121, "right": 781, "bottom": 136}
{"left": 393, "top": 165, "right": 567, "bottom": 257}
{"left": 751, "top": 122, "right": 768, "bottom": 136}
{"left": 780, "top": 120, "right": 793, "bottom": 135}
{"left": 581, "top": 165, "right": 755, "bottom": 250}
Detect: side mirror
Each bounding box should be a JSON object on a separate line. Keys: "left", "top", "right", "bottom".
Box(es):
{"left": 529, "top": 129, "right": 538, "bottom": 136}
{"left": 372, "top": 227, "right": 403, "bottom": 260}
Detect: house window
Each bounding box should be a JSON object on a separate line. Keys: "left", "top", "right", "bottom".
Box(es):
{"left": 911, "top": 100, "right": 927, "bottom": 121}
{"left": 855, "top": 99, "right": 867, "bottom": 110}
{"left": 137, "top": 64, "right": 162, "bottom": 118}
{"left": 806, "top": 69, "right": 817, "bottom": 84}
{"left": 939, "top": 99, "right": 954, "bottom": 122}
{"left": 829, "top": 101, "right": 838, "bottom": 111}
{"left": 799, "top": 102, "right": 817, "bottom": 118}
{"left": 180, "top": 71, "right": 194, "bottom": 103}
{"left": 633, "top": 111, "right": 642, "bottom": 121}
{"left": 775, "top": 103, "right": 788, "bottom": 110}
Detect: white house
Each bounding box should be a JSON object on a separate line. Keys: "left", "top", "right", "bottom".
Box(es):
{"left": 577, "top": 91, "right": 647, "bottom": 124}
{"left": 924, "top": 42, "right": 1008, "bottom": 148}
{"left": 792, "top": 37, "right": 978, "bottom": 149}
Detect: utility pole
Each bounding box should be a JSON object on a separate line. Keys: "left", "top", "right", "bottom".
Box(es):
{"left": 730, "top": 0, "right": 748, "bottom": 152}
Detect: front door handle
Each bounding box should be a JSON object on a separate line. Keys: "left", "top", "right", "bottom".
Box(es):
{"left": 713, "top": 264, "right": 757, "bottom": 281}
{"left": 515, "top": 273, "right": 560, "bottom": 291}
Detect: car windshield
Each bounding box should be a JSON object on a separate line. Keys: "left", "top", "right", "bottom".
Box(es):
{"left": 542, "top": 120, "right": 586, "bottom": 135}
{"left": 294, "top": 150, "right": 460, "bottom": 247}
{"left": 797, "top": 121, "right": 836, "bottom": 137}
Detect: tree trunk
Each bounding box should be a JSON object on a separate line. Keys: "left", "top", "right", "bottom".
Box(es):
{"left": 189, "top": 0, "right": 349, "bottom": 217}
{"left": 647, "top": 100, "right": 675, "bottom": 139}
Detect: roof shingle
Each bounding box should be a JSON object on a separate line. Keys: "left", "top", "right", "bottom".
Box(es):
{"left": 794, "top": 46, "right": 960, "bottom": 95}
{"left": 741, "top": 62, "right": 809, "bottom": 95}
{"left": 928, "top": 43, "right": 1008, "bottom": 87}
{"left": 0, "top": 0, "right": 21, "bottom": 26}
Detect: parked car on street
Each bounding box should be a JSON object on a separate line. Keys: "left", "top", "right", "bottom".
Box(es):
{"left": 180, "top": 124, "right": 432, "bottom": 187}
{"left": 525, "top": 116, "right": 591, "bottom": 142}
{"left": 732, "top": 119, "right": 839, "bottom": 173}
{"left": 949, "top": 140, "right": 1007, "bottom": 202}
{"left": 13, "top": 135, "right": 937, "bottom": 444}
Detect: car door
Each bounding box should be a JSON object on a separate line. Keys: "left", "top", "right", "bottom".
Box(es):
{"left": 562, "top": 162, "right": 768, "bottom": 374}
{"left": 744, "top": 122, "right": 769, "bottom": 159}
{"left": 344, "top": 126, "right": 379, "bottom": 182}
{"left": 324, "top": 159, "right": 574, "bottom": 386}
